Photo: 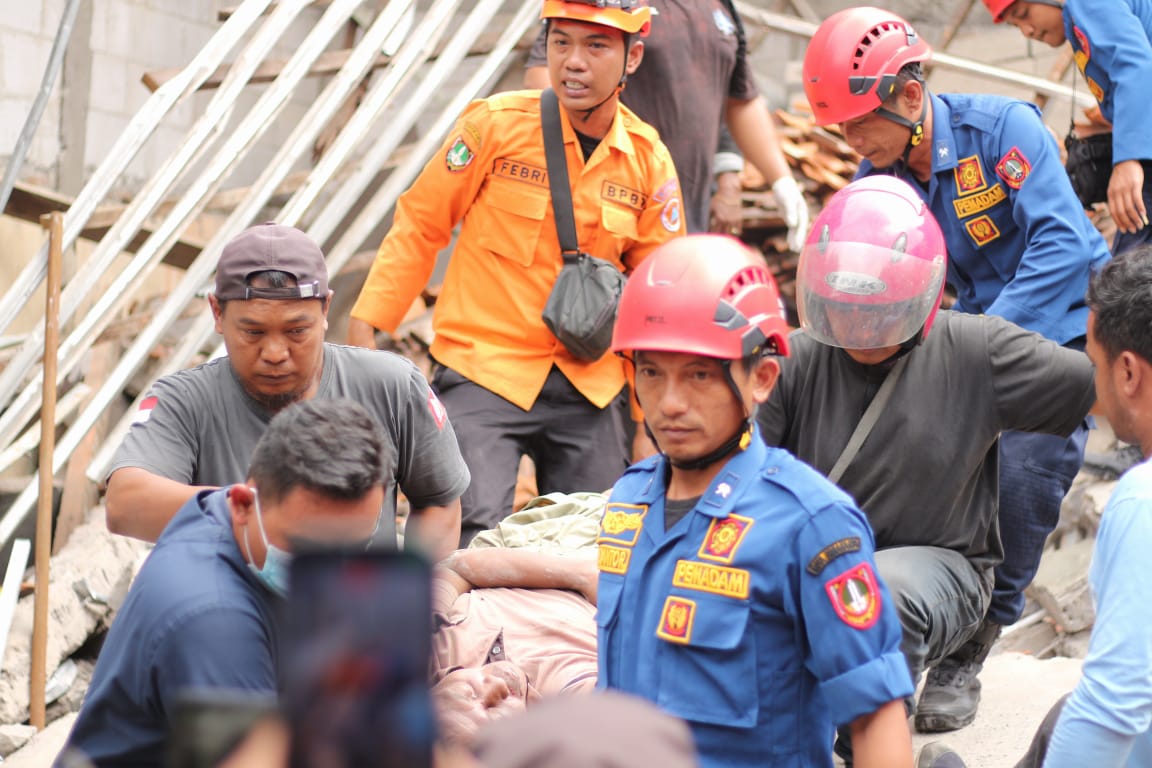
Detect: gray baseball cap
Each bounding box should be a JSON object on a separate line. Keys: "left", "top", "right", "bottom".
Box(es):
{"left": 214, "top": 222, "right": 329, "bottom": 301}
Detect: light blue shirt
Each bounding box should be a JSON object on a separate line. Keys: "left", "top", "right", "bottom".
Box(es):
{"left": 1045, "top": 457, "right": 1152, "bottom": 767}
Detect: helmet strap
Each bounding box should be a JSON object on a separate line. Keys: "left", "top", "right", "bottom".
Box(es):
{"left": 874, "top": 86, "right": 928, "bottom": 166}
{"left": 649, "top": 359, "right": 754, "bottom": 472}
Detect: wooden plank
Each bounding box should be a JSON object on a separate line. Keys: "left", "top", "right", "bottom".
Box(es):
{"left": 54, "top": 344, "right": 116, "bottom": 555}
{"left": 4, "top": 182, "right": 207, "bottom": 270}
{"left": 142, "top": 27, "right": 534, "bottom": 92}
{"left": 218, "top": 0, "right": 335, "bottom": 21}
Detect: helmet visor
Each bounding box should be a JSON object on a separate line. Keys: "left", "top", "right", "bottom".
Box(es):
{"left": 797, "top": 241, "right": 945, "bottom": 349}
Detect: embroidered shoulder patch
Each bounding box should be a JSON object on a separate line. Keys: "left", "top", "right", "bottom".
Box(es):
{"left": 965, "top": 214, "right": 1001, "bottom": 246}
{"left": 995, "top": 147, "right": 1031, "bottom": 189}
{"left": 806, "top": 537, "right": 861, "bottom": 576}
{"left": 445, "top": 136, "right": 475, "bottom": 172}
{"left": 953, "top": 155, "right": 988, "bottom": 195}
{"left": 825, "top": 562, "right": 882, "bottom": 630}
{"left": 656, "top": 596, "right": 697, "bottom": 644}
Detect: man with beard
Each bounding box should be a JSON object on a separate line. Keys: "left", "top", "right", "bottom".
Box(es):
{"left": 104, "top": 223, "right": 469, "bottom": 561}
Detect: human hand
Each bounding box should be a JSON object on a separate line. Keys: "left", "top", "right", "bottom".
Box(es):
{"left": 1108, "top": 159, "right": 1148, "bottom": 234}
{"left": 710, "top": 171, "right": 744, "bottom": 235}
{"left": 772, "top": 175, "right": 809, "bottom": 252}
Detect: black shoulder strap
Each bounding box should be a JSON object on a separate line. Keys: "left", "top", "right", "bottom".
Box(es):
{"left": 827, "top": 355, "right": 910, "bottom": 484}
{"left": 540, "top": 89, "right": 580, "bottom": 261}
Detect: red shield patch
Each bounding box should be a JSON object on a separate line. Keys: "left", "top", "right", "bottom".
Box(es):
{"left": 825, "top": 563, "right": 882, "bottom": 630}
{"left": 995, "top": 147, "right": 1031, "bottom": 189}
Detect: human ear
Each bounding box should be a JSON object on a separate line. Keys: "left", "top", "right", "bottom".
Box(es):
{"left": 625, "top": 39, "right": 644, "bottom": 75}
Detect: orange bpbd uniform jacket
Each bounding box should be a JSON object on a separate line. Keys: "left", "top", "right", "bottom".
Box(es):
{"left": 349, "top": 90, "right": 685, "bottom": 411}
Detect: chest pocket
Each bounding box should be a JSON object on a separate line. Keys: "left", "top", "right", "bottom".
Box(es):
{"left": 474, "top": 180, "right": 550, "bottom": 266}
{"left": 654, "top": 595, "right": 758, "bottom": 727}
{"left": 593, "top": 203, "right": 640, "bottom": 258}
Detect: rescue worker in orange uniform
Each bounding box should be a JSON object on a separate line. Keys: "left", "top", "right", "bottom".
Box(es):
{"left": 347, "top": 0, "right": 684, "bottom": 545}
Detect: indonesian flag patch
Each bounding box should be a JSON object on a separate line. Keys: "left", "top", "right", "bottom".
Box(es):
{"left": 427, "top": 390, "right": 448, "bottom": 430}
{"left": 132, "top": 395, "right": 158, "bottom": 425}
{"left": 824, "top": 562, "right": 882, "bottom": 630}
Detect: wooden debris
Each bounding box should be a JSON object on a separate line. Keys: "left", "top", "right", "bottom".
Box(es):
{"left": 732, "top": 105, "right": 860, "bottom": 315}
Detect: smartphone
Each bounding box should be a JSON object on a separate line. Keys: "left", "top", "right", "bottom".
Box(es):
{"left": 281, "top": 548, "right": 435, "bottom": 768}
{"left": 166, "top": 689, "right": 278, "bottom": 768}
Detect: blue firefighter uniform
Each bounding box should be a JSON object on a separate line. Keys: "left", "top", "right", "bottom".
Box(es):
{"left": 596, "top": 430, "right": 913, "bottom": 768}
{"left": 1063, "top": 0, "right": 1152, "bottom": 254}
{"left": 859, "top": 92, "right": 1108, "bottom": 627}
{"left": 859, "top": 92, "right": 1110, "bottom": 345}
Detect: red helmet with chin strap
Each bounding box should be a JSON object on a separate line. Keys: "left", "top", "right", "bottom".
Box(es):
{"left": 797, "top": 175, "right": 947, "bottom": 350}
{"left": 802, "top": 6, "right": 932, "bottom": 127}
{"left": 612, "top": 235, "right": 790, "bottom": 360}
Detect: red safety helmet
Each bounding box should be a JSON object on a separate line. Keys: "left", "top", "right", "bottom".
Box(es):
{"left": 797, "top": 175, "right": 947, "bottom": 350}
{"left": 612, "top": 235, "right": 790, "bottom": 360}
{"left": 541, "top": 0, "right": 653, "bottom": 36}
{"left": 803, "top": 7, "right": 932, "bottom": 127}
{"left": 981, "top": 0, "right": 1015, "bottom": 22}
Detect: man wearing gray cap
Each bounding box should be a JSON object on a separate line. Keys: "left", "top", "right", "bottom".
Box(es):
{"left": 103, "top": 223, "right": 470, "bottom": 560}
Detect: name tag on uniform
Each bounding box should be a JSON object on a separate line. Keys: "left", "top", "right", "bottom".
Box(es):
{"left": 491, "top": 158, "right": 549, "bottom": 188}
{"left": 672, "top": 560, "right": 750, "bottom": 599}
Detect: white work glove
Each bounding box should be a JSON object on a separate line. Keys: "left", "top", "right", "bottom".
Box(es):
{"left": 772, "top": 175, "right": 809, "bottom": 252}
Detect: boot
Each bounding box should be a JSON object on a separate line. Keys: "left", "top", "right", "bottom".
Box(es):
{"left": 914, "top": 619, "right": 1002, "bottom": 733}
{"left": 917, "top": 742, "right": 967, "bottom": 768}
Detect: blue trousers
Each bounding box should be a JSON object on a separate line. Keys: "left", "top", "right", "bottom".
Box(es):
{"left": 988, "top": 425, "right": 1089, "bottom": 626}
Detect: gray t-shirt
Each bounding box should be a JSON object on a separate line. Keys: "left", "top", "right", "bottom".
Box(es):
{"left": 756, "top": 310, "right": 1094, "bottom": 573}
{"left": 109, "top": 343, "right": 471, "bottom": 545}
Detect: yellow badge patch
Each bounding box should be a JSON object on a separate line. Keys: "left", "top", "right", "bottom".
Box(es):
{"left": 965, "top": 215, "right": 1001, "bottom": 246}
{"left": 953, "top": 184, "right": 1007, "bottom": 218}
{"left": 697, "top": 513, "right": 753, "bottom": 564}
{"left": 598, "top": 545, "right": 632, "bottom": 575}
{"left": 602, "top": 181, "right": 646, "bottom": 211}
{"left": 491, "top": 158, "right": 549, "bottom": 188}
{"left": 953, "top": 155, "right": 988, "bottom": 195}
{"left": 656, "top": 596, "right": 697, "bottom": 644}
{"left": 598, "top": 503, "right": 647, "bottom": 547}
{"left": 672, "top": 560, "right": 749, "bottom": 599}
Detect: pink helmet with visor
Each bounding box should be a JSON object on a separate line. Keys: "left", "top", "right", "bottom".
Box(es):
{"left": 797, "top": 175, "right": 947, "bottom": 349}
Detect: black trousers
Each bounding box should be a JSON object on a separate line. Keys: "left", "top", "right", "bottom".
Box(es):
{"left": 433, "top": 365, "right": 629, "bottom": 546}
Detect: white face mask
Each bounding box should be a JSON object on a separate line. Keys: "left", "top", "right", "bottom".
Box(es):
{"left": 242, "top": 488, "right": 293, "bottom": 598}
